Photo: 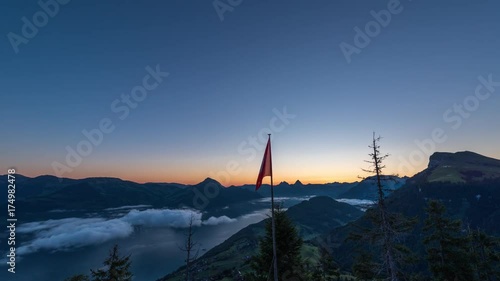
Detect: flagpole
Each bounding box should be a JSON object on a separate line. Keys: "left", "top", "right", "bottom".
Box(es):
{"left": 269, "top": 134, "right": 279, "bottom": 281}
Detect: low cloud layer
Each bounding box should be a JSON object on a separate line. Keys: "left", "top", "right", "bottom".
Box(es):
{"left": 122, "top": 209, "right": 202, "bottom": 228}
{"left": 14, "top": 208, "right": 236, "bottom": 257}
{"left": 257, "top": 196, "right": 315, "bottom": 203}
{"left": 105, "top": 205, "right": 152, "bottom": 211}
{"left": 336, "top": 198, "right": 376, "bottom": 206}
{"left": 202, "top": 216, "right": 236, "bottom": 226}
{"left": 17, "top": 218, "right": 133, "bottom": 256}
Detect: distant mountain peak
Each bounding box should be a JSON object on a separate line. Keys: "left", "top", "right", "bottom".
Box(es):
{"left": 294, "top": 180, "right": 303, "bottom": 186}
{"left": 197, "top": 177, "right": 223, "bottom": 187}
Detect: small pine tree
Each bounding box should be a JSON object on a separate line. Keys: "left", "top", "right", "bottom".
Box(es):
{"left": 467, "top": 227, "right": 500, "bottom": 281}
{"left": 91, "top": 244, "right": 133, "bottom": 281}
{"left": 316, "top": 246, "right": 340, "bottom": 281}
{"left": 64, "top": 274, "right": 89, "bottom": 281}
{"left": 249, "top": 206, "right": 304, "bottom": 281}
{"left": 352, "top": 251, "right": 377, "bottom": 281}
{"left": 423, "top": 200, "right": 474, "bottom": 281}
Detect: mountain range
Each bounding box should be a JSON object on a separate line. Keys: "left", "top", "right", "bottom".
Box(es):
{"left": 2, "top": 151, "right": 497, "bottom": 280}
{"left": 0, "top": 172, "right": 402, "bottom": 222}
{"left": 159, "top": 151, "right": 500, "bottom": 280}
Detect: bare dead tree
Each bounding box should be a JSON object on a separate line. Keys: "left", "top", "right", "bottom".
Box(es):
{"left": 358, "top": 133, "right": 416, "bottom": 281}
{"left": 179, "top": 214, "right": 200, "bottom": 281}
{"left": 367, "top": 134, "right": 398, "bottom": 281}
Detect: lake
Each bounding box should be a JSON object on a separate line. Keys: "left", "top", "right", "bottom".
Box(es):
{"left": 0, "top": 196, "right": 317, "bottom": 281}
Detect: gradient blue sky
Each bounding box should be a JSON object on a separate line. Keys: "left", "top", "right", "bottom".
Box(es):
{"left": 1, "top": 0, "right": 499, "bottom": 185}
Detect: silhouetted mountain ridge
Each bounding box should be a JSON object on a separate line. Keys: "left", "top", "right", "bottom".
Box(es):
{"left": 0, "top": 176, "right": 262, "bottom": 221}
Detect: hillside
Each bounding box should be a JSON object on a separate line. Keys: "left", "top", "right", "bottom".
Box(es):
{"left": 427, "top": 151, "right": 500, "bottom": 183}
{"left": 321, "top": 151, "right": 500, "bottom": 271}
{"left": 160, "top": 196, "right": 363, "bottom": 281}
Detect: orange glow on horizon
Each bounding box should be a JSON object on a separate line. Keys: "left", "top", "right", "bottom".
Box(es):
{"left": 12, "top": 166, "right": 416, "bottom": 187}
{"left": 17, "top": 148, "right": 500, "bottom": 187}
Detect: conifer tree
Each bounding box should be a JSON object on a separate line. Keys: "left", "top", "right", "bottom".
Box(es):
{"left": 91, "top": 244, "right": 133, "bottom": 281}
{"left": 318, "top": 246, "right": 340, "bottom": 280}
{"left": 64, "top": 274, "right": 90, "bottom": 281}
{"left": 249, "top": 206, "right": 304, "bottom": 281}
{"left": 423, "top": 200, "right": 473, "bottom": 281}
{"left": 312, "top": 247, "right": 340, "bottom": 281}
{"left": 467, "top": 228, "right": 500, "bottom": 281}
{"left": 352, "top": 251, "right": 377, "bottom": 281}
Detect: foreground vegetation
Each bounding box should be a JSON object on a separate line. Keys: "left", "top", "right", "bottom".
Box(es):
{"left": 65, "top": 136, "right": 500, "bottom": 281}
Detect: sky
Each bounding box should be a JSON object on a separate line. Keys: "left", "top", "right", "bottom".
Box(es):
{"left": 1, "top": 0, "right": 499, "bottom": 185}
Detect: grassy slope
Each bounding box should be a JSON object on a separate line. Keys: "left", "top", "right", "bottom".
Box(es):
{"left": 428, "top": 151, "right": 500, "bottom": 183}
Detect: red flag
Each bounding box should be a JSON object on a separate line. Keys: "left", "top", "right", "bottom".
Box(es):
{"left": 256, "top": 137, "right": 272, "bottom": 190}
